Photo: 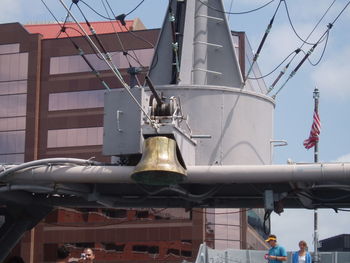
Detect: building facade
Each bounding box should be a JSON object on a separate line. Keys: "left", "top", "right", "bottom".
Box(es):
{"left": 0, "top": 21, "right": 268, "bottom": 262}
{"left": 319, "top": 234, "right": 350, "bottom": 252}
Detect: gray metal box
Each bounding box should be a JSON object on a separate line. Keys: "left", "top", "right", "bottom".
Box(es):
{"left": 103, "top": 88, "right": 148, "bottom": 156}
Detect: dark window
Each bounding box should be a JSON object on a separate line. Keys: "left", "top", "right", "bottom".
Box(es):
{"left": 181, "top": 250, "right": 192, "bottom": 257}
{"left": 132, "top": 245, "right": 149, "bottom": 253}
{"left": 166, "top": 248, "right": 180, "bottom": 256}
{"left": 132, "top": 245, "right": 159, "bottom": 254}
{"left": 102, "top": 243, "right": 125, "bottom": 252}
{"left": 136, "top": 210, "right": 149, "bottom": 218}
{"left": 102, "top": 209, "right": 127, "bottom": 218}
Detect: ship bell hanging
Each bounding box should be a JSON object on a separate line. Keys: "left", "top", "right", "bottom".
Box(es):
{"left": 131, "top": 136, "right": 187, "bottom": 185}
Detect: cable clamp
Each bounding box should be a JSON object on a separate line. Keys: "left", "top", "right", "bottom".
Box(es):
{"left": 172, "top": 42, "right": 179, "bottom": 50}
{"left": 115, "top": 14, "right": 126, "bottom": 26}
{"left": 169, "top": 14, "right": 175, "bottom": 22}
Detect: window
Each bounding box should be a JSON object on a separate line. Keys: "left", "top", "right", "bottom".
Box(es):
{"left": 0, "top": 80, "right": 27, "bottom": 95}
{"left": 49, "top": 90, "right": 105, "bottom": 111}
{"left": 0, "top": 47, "right": 27, "bottom": 164}
{"left": 0, "top": 53, "right": 28, "bottom": 81}
{"left": 49, "top": 48, "right": 154, "bottom": 75}
{"left": 0, "top": 130, "right": 25, "bottom": 154}
{"left": 0, "top": 44, "right": 20, "bottom": 55}
{"left": 0, "top": 94, "right": 27, "bottom": 118}
{"left": 47, "top": 127, "right": 103, "bottom": 148}
{"left": 0, "top": 117, "right": 26, "bottom": 131}
{"left": 0, "top": 153, "right": 24, "bottom": 163}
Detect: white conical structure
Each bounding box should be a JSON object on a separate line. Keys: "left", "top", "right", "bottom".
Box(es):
{"left": 147, "top": 0, "right": 274, "bottom": 166}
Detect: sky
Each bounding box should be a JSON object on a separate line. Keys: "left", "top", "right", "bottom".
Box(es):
{"left": 1, "top": 0, "right": 350, "bottom": 253}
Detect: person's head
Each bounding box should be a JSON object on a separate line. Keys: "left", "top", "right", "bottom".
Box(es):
{"left": 299, "top": 240, "right": 308, "bottom": 251}
{"left": 265, "top": 234, "right": 277, "bottom": 247}
{"left": 82, "top": 248, "right": 95, "bottom": 262}
{"left": 57, "top": 245, "right": 70, "bottom": 260}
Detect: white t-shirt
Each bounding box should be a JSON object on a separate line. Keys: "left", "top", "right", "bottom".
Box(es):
{"left": 298, "top": 255, "right": 306, "bottom": 263}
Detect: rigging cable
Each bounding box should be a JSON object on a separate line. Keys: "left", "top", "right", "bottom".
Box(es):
{"left": 244, "top": 0, "right": 283, "bottom": 83}
{"left": 101, "top": 0, "right": 143, "bottom": 87}
{"left": 198, "top": 0, "right": 276, "bottom": 15}
{"left": 303, "top": 31, "right": 330, "bottom": 67}
{"left": 248, "top": 48, "right": 300, "bottom": 80}
{"left": 56, "top": 2, "right": 74, "bottom": 38}
{"left": 109, "top": 0, "right": 156, "bottom": 52}
{"left": 266, "top": 51, "right": 300, "bottom": 93}
{"left": 168, "top": 5, "right": 181, "bottom": 83}
{"left": 74, "top": 1, "right": 110, "bottom": 55}
{"left": 105, "top": 0, "right": 146, "bottom": 69}
{"left": 41, "top": 0, "right": 111, "bottom": 91}
{"left": 227, "top": 0, "right": 234, "bottom": 21}
{"left": 282, "top": 0, "right": 317, "bottom": 45}
{"left": 125, "top": 0, "right": 146, "bottom": 17}
{"left": 268, "top": 0, "right": 338, "bottom": 95}
{"left": 56, "top": 3, "right": 106, "bottom": 61}
{"left": 79, "top": 0, "right": 146, "bottom": 20}
{"left": 76, "top": 0, "right": 143, "bottom": 85}
{"left": 112, "top": 11, "right": 158, "bottom": 71}
{"left": 80, "top": 0, "right": 113, "bottom": 20}
{"left": 58, "top": 0, "right": 156, "bottom": 127}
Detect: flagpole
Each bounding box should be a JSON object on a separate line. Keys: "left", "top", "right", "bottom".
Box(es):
{"left": 313, "top": 87, "right": 320, "bottom": 263}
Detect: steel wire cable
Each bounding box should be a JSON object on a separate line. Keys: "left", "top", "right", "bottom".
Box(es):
{"left": 244, "top": 0, "right": 283, "bottom": 82}
{"left": 40, "top": 0, "right": 111, "bottom": 90}
{"left": 248, "top": 48, "right": 300, "bottom": 80}
{"left": 282, "top": 0, "right": 318, "bottom": 45}
{"left": 58, "top": 0, "right": 156, "bottom": 126}
{"left": 101, "top": 0, "right": 143, "bottom": 86}
{"left": 198, "top": 0, "right": 276, "bottom": 15}
{"left": 105, "top": 0, "right": 145, "bottom": 68}
{"left": 269, "top": 0, "right": 343, "bottom": 96}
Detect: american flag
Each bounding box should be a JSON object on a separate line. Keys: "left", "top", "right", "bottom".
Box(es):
{"left": 303, "top": 110, "right": 321, "bottom": 149}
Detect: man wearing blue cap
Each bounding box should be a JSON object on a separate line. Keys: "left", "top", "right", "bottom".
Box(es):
{"left": 265, "top": 234, "right": 287, "bottom": 262}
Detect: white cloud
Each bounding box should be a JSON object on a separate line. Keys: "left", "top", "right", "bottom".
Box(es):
{"left": 311, "top": 47, "right": 350, "bottom": 99}
{"left": 333, "top": 153, "right": 350, "bottom": 162}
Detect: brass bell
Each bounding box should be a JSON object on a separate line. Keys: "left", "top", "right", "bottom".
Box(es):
{"left": 131, "top": 136, "right": 187, "bottom": 185}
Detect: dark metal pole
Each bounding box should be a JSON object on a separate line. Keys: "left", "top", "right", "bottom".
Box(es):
{"left": 313, "top": 87, "right": 320, "bottom": 263}
{"left": 314, "top": 88, "right": 319, "bottom": 163}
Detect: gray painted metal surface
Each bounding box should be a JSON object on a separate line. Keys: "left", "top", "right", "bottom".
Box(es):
{"left": 144, "top": 85, "right": 274, "bottom": 165}
{"left": 149, "top": 0, "right": 243, "bottom": 87}
{"left": 103, "top": 88, "right": 148, "bottom": 156}
{"left": 6, "top": 162, "right": 350, "bottom": 184}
